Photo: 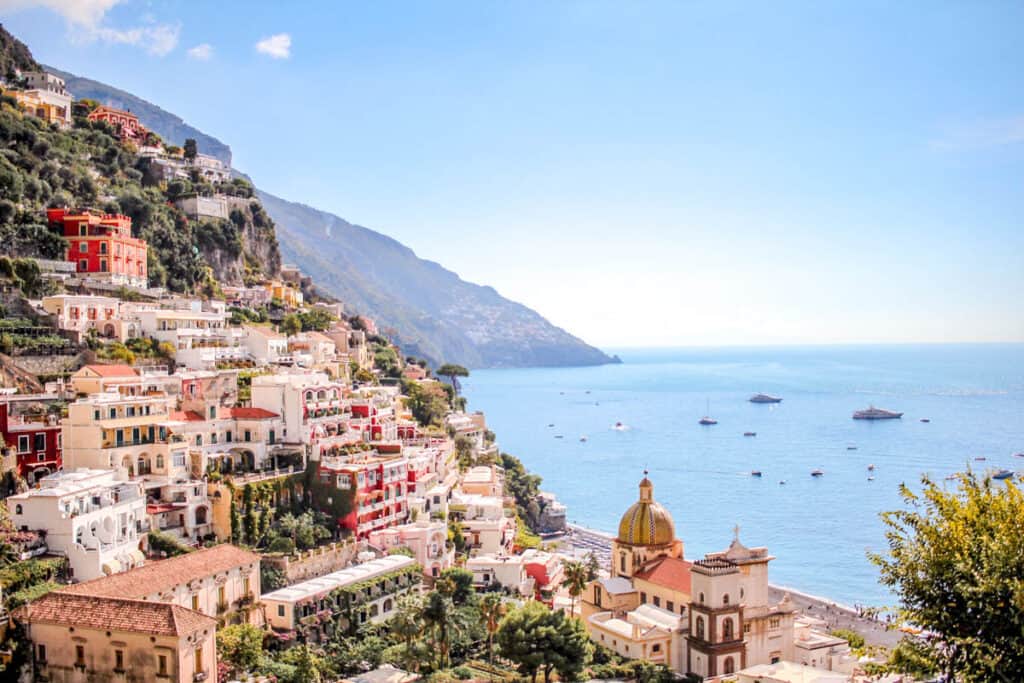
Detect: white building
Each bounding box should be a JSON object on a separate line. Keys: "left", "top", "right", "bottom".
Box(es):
{"left": 262, "top": 555, "right": 419, "bottom": 633}
{"left": 175, "top": 195, "right": 229, "bottom": 220}
{"left": 136, "top": 307, "right": 247, "bottom": 369}
{"left": 7, "top": 469, "right": 147, "bottom": 581}
{"left": 40, "top": 294, "right": 134, "bottom": 341}
{"left": 250, "top": 371, "right": 346, "bottom": 451}
{"left": 449, "top": 490, "right": 515, "bottom": 555}
{"left": 22, "top": 71, "right": 72, "bottom": 125}
{"left": 243, "top": 325, "right": 290, "bottom": 365}
{"left": 465, "top": 554, "right": 534, "bottom": 595}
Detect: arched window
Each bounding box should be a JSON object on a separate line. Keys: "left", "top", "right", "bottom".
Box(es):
{"left": 723, "top": 617, "right": 734, "bottom": 640}
{"left": 696, "top": 616, "right": 705, "bottom": 639}
{"left": 14, "top": 505, "right": 22, "bottom": 515}
{"left": 156, "top": 454, "right": 164, "bottom": 469}
{"left": 724, "top": 657, "right": 735, "bottom": 674}
{"left": 723, "top": 593, "right": 730, "bottom": 605}
{"left": 699, "top": 592, "right": 705, "bottom": 604}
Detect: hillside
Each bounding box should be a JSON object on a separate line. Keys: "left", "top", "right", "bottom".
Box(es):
{"left": 44, "top": 65, "right": 232, "bottom": 166}
{"left": 259, "top": 189, "right": 617, "bottom": 368}
{"left": 44, "top": 42, "right": 616, "bottom": 368}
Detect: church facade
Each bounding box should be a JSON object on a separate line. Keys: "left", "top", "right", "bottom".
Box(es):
{"left": 580, "top": 474, "right": 797, "bottom": 677}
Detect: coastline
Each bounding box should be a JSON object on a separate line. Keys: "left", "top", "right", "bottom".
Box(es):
{"left": 558, "top": 523, "right": 901, "bottom": 649}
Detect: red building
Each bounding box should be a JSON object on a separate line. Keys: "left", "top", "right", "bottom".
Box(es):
{"left": 86, "top": 105, "right": 147, "bottom": 144}
{"left": 0, "top": 402, "right": 61, "bottom": 484}
{"left": 47, "top": 208, "right": 148, "bottom": 287}
{"left": 318, "top": 454, "right": 408, "bottom": 538}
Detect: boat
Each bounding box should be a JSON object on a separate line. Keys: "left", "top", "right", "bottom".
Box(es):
{"left": 868, "top": 476, "right": 875, "bottom": 481}
{"left": 779, "top": 480, "right": 786, "bottom": 485}
{"left": 945, "top": 474, "right": 958, "bottom": 481}
{"left": 853, "top": 406, "right": 903, "bottom": 420}
{"left": 579, "top": 436, "right": 588, "bottom": 442}
{"left": 992, "top": 469, "right": 1013, "bottom": 480}
{"left": 847, "top": 445, "right": 858, "bottom": 451}
{"left": 975, "top": 456, "right": 987, "bottom": 462}
{"left": 811, "top": 469, "right": 824, "bottom": 477}
{"left": 743, "top": 431, "right": 757, "bottom": 437}
{"left": 1014, "top": 453, "right": 1024, "bottom": 458}
{"left": 751, "top": 470, "right": 762, "bottom": 477}
{"left": 920, "top": 418, "right": 930, "bottom": 423}
{"left": 554, "top": 435, "right": 563, "bottom": 439}
{"left": 750, "top": 393, "right": 783, "bottom": 403}
{"left": 548, "top": 423, "right": 554, "bottom": 427}
{"left": 867, "top": 464, "right": 875, "bottom": 471}
{"left": 699, "top": 399, "right": 717, "bottom": 426}
{"left": 613, "top": 422, "right": 628, "bottom": 431}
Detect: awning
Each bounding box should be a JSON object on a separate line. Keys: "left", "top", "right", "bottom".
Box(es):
{"left": 101, "top": 559, "right": 122, "bottom": 575}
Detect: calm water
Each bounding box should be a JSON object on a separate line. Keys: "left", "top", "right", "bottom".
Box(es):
{"left": 462, "top": 344, "right": 1024, "bottom": 607}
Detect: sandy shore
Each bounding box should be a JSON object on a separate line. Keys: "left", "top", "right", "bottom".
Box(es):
{"left": 558, "top": 523, "right": 901, "bottom": 650}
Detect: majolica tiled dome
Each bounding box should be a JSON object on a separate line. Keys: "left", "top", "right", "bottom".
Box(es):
{"left": 617, "top": 474, "right": 676, "bottom": 546}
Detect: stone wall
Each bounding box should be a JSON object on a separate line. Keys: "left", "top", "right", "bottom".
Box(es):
{"left": 261, "top": 540, "right": 360, "bottom": 584}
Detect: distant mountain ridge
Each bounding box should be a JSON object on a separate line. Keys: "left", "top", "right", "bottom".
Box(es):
{"left": 44, "top": 65, "right": 233, "bottom": 166}
{"left": 51, "top": 63, "right": 617, "bottom": 368}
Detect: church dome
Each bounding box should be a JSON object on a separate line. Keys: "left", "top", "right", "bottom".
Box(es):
{"left": 617, "top": 474, "right": 676, "bottom": 546}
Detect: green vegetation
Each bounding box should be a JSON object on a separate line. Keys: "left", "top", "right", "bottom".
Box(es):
{"left": 496, "top": 600, "right": 592, "bottom": 683}
{"left": 436, "top": 363, "right": 469, "bottom": 394}
{"left": 148, "top": 529, "right": 194, "bottom": 557}
{"left": 403, "top": 378, "right": 450, "bottom": 427}
{"left": 870, "top": 470, "right": 1024, "bottom": 681}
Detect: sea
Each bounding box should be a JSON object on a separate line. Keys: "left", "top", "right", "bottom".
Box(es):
{"left": 461, "top": 344, "right": 1024, "bottom": 608}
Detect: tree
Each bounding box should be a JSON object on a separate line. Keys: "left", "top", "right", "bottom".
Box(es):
{"left": 390, "top": 593, "right": 425, "bottom": 671}
{"left": 290, "top": 644, "right": 323, "bottom": 683}
{"left": 561, "top": 559, "right": 590, "bottom": 617}
{"left": 183, "top": 138, "right": 198, "bottom": 162}
{"left": 436, "top": 363, "right": 469, "bottom": 394}
{"left": 870, "top": 471, "right": 1024, "bottom": 682}
{"left": 438, "top": 567, "right": 476, "bottom": 606}
{"left": 498, "top": 601, "right": 593, "bottom": 683}
{"left": 217, "top": 623, "right": 264, "bottom": 674}
{"left": 421, "top": 590, "right": 464, "bottom": 669}
{"left": 280, "top": 314, "right": 301, "bottom": 338}
{"left": 479, "top": 593, "right": 507, "bottom": 665}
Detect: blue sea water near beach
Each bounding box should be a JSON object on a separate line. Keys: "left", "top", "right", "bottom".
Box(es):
{"left": 462, "top": 344, "right": 1024, "bottom": 607}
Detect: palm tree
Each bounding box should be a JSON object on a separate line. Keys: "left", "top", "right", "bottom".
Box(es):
{"left": 479, "top": 593, "right": 508, "bottom": 665}
{"left": 391, "top": 593, "right": 425, "bottom": 671}
{"left": 422, "top": 591, "right": 463, "bottom": 669}
{"left": 561, "top": 559, "right": 589, "bottom": 618}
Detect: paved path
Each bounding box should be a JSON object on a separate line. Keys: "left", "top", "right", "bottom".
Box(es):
{"left": 559, "top": 524, "right": 901, "bottom": 650}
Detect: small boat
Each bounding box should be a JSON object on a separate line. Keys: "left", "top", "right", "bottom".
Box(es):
{"left": 554, "top": 435, "right": 563, "bottom": 439}
{"left": 920, "top": 418, "right": 930, "bottom": 423}
{"left": 811, "top": 469, "right": 824, "bottom": 477}
{"left": 613, "top": 422, "right": 628, "bottom": 431}
{"left": 992, "top": 469, "right": 1013, "bottom": 480}
{"left": 743, "top": 431, "right": 757, "bottom": 437}
{"left": 585, "top": 390, "right": 591, "bottom": 394}
{"left": 945, "top": 474, "right": 958, "bottom": 481}
{"left": 847, "top": 445, "right": 858, "bottom": 451}
{"left": 868, "top": 476, "right": 875, "bottom": 481}
{"left": 699, "top": 399, "right": 717, "bottom": 426}
{"left": 867, "top": 464, "right": 875, "bottom": 471}
{"left": 547, "top": 423, "right": 555, "bottom": 427}
{"left": 975, "top": 456, "right": 987, "bottom": 462}
{"left": 853, "top": 406, "right": 903, "bottom": 420}
{"left": 1014, "top": 453, "right": 1024, "bottom": 458}
{"left": 779, "top": 480, "right": 786, "bottom": 485}
{"left": 750, "top": 393, "right": 783, "bottom": 403}
{"left": 751, "top": 470, "right": 762, "bottom": 477}
{"left": 579, "top": 436, "right": 587, "bottom": 442}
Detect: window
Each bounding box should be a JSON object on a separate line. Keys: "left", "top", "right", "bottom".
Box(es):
{"left": 99, "top": 242, "right": 108, "bottom": 254}
{"left": 243, "top": 577, "right": 250, "bottom": 596}
{"left": 14, "top": 505, "right": 21, "bottom": 515}
{"left": 34, "top": 433, "right": 46, "bottom": 451}
{"left": 699, "top": 592, "right": 705, "bottom": 604}
{"left": 724, "top": 657, "right": 735, "bottom": 674}
{"left": 652, "top": 644, "right": 661, "bottom": 653}
{"left": 209, "top": 406, "right": 216, "bottom": 419}
{"left": 620, "top": 553, "right": 626, "bottom": 573}
{"left": 696, "top": 616, "right": 705, "bottom": 639}
{"left": 278, "top": 605, "right": 285, "bottom": 617}
{"left": 226, "top": 431, "right": 232, "bottom": 443}
{"left": 653, "top": 596, "right": 661, "bottom": 607}
{"left": 244, "top": 430, "right": 251, "bottom": 442}
{"left": 744, "top": 622, "right": 752, "bottom": 634}
{"left": 269, "top": 430, "right": 276, "bottom": 444}
{"left": 79, "top": 225, "right": 87, "bottom": 236}
{"left": 771, "top": 655, "right": 781, "bottom": 664}
{"left": 667, "top": 601, "right": 674, "bottom": 612}
{"left": 218, "top": 586, "right": 226, "bottom": 605}
{"left": 109, "top": 408, "right": 117, "bottom": 419}
{"left": 37, "top": 644, "right": 46, "bottom": 662}
{"left": 158, "top": 654, "right": 168, "bottom": 676}
{"left": 723, "top": 593, "right": 730, "bottom": 605}
{"left": 156, "top": 454, "right": 163, "bottom": 469}
{"left": 75, "top": 645, "right": 85, "bottom": 665}
{"left": 115, "top": 649, "right": 124, "bottom": 671}
{"left": 79, "top": 242, "right": 88, "bottom": 253}
{"left": 79, "top": 259, "right": 88, "bottom": 271}
{"left": 192, "top": 594, "right": 200, "bottom": 611}
{"left": 769, "top": 617, "right": 781, "bottom": 630}
{"left": 17, "top": 436, "right": 29, "bottom": 453}
{"left": 723, "top": 617, "right": 734, "bottom": 640}
{"left": 194, "top": 646, "right": 204, "bottom": 675}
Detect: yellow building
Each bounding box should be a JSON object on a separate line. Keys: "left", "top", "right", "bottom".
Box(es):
{"left": 264, "top": 279, "right": 304, "bottom": 309}
{"left": 4, "top": 88, "right": 71, "bottom": 126}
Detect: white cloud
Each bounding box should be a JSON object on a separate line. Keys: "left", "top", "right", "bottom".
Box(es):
{"left": 187, "top": 43, "right": 214, "bottom": 61}
{"left": 256, "top": 33, "right": 291, "bottom": 59}
{"left": 1, "top": 0, "right": 180, "bottom": 56}
{"left": 931, "top": 116, "right": 1024, "bottom": 151}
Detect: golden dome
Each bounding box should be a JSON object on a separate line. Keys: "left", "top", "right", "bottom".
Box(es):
{"left": 617, "top": 473, "right": 676, "bottom": 546}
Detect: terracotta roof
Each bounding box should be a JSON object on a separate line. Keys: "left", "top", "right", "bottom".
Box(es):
{"left": 60, "top": 544, "right": 260, "bottom": 599}
{"left": 169, "top": 410, "right": 206, "bottom": 422}
{"left": 633, "top": 556, "right": 693, "bottom": 594}
{"left": 15, "top": 593, "right": 214, "bottom": 637}
{"left": 79, "top": 364, "right": 138, "bottom": 377}
{"left": 228, "top": 407, "right": 279, "bottom": 419}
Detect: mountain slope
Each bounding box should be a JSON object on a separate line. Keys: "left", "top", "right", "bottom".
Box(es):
{"left": 45, "top": 65, "right": 232, "bottom": 166}
{"left": 260, "top": 189, "right": 617, "bottom": 368}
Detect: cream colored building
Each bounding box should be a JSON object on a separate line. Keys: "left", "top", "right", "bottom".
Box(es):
{"left": 460, "top": 465, "right": 503, "bottom": 497}
{"left": 16, "top": 592, "right": 217, "bottom": 683}
{"left": 61, "top": 543, "right": 262, "bottom": 626}
{"left": 41, "top": 294, "right": 134, "bottom": 341}
{"left": 7, "top": 469, "right": 147, "bottom": 581}
{"left": 466, "top": 553, "right": 534, "bottom": 595}
{"left": 62, "top": 391, "right": 189, "bottom": 477}
{"left": 368, "top": 520, "right": 454, "bottom": 578}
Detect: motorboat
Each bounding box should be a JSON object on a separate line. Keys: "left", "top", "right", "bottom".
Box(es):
{"left": 613, "top": 422, "right": 628, "bottom": 431}
{"left": 743, "top": 431, "right": 757, "bottom": 437}
{"left": 853, "top": 406, "right": 903, "bottom": 420}
{"left": 975, "top": 456, "right": 987, "bottom": 462}
{"left": 554, "top": 435, "right": 563, "bottom": 439}
{"left": 847, "top": 445, "right": 858, "bottom": 451}
{"left": 811, "top": 469, "right": 825, "bottom": 477}
{"left": 868, "top": 476, "right": 875, "bottom": 481}
{"left": 579, "top": 436, "right": 588, "bottom": 442}
{"left": 750, "top": 393, "right": 783, "bottom": 403}
{"left": 992, "top": 469, "right": 1014, "bottom": 480}
{"left": 751, "top": 470, "right": 762, "bottom": 477}
{"left": 868, "top": 464, "right": 876, "bottom": 471}
{"left": 920, "top": 418, "right": 930, "bottom": 423}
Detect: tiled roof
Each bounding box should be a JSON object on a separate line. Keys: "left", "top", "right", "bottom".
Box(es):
{"left": 60, "top": 544, "right": 260, "bottom": 599}
{"left": 228, "top": 407, "right": 279, "bottom": 419}
{"left": 15, "top": 593, "right": 214, "bottom": 637}
{"left": 79, "top": 363, "right": 138, "bottom": 377}
{"left": 169, "top": 410, "right": 206, "bottom": 422}
{"left": 633, "top": 556, "right": 693, "bottom": 594}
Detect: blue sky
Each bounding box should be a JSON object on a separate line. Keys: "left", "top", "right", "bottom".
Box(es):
{"left": 3, "top": 1, "right": 1022, "bottom": 346}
